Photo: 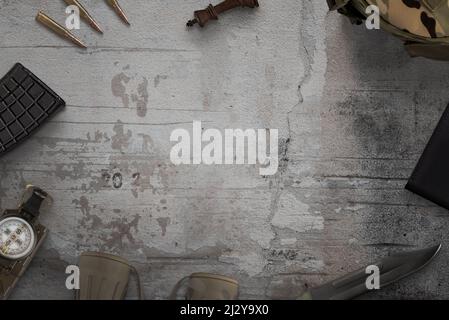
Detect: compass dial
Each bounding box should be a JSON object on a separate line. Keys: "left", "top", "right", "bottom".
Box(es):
{"left": 0, "top": 217, "right": 36, "bottom": 260}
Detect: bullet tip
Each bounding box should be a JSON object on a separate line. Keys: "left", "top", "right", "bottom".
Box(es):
{"left": 109, "top": 2, "right": 131, "bottom": 26}
{"left": 120, "top": 14, "right": 131, "bottom": 25}
{"left": 94, "top": 26, "right": 104, "bottom": 34}
{"left": 73, "top": 38, "right": 87, "bottom": 49}
{"left": 90, "top": 21, "right": 104, "bottom": 34}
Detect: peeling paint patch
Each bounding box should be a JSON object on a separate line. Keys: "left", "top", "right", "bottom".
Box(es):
{"left": 130, "top": 133, "right": 154, "bottom": 154}
{"left": 111, "top": 120, "right": 132, "bottom": 151}
{"left": 54, "top": 161, "right": 86, "bottom": 181}
{"left": 286, "top": 257, "right": 324, "bottom": 272}
{"left": 101, "top": 215, "right": 141, "bottom": 250}
{"left": 111, "top": 67, "right": 149, "bottom": 117}
{"left": 272, "top": 193, "right": 324, "bottom": 233}
{"left": 154, "top": 74, "right": 168, "bottom": 88}
{"left": 111, "top": 72, "right": 131, "bottom": 108}
{"left": 73, "top": 196, "right": 142, "bottom": 251}
{"left": 112, "top": 172, "right": 123, "bottom": 189}
{"left": 133, "top": 77, "right": 148, "bottom": 117}
{"left": 156, "top": 217, "right": 170, "bottom": 236}
{"left": 280, "top": 238, "right": 297, "bottom": 246}
{"left": 219, "top": 250, "right": 266, "bottom": 276}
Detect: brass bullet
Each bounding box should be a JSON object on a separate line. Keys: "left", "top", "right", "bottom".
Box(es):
{"left": 64, "top": 0, "right": 103, "bottom": 33}
{"left": 36, "top": 11, "right": 87, "bottom": 49}
{"left": 106, "top": 0, "right": 130, "bottom": 25}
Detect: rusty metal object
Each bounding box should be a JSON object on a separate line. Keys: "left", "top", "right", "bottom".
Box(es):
{"left": 106, "top": 0, "right": 130, "bottom": 25}
{"left": 36, "top": 10, "right": 87, "bottom": 48}
{"left": 187, "top": 0, "right": 259, "bottom": 28}
{"left": 64, "top": 0, "right": 103, "bottom": 33}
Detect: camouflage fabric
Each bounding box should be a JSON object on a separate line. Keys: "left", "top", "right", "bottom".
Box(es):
{"left": 328, "top": 0, "right": 449, "bottom": 60}
{"left": 366, "top": 0, "right": 449, "bottom": 38}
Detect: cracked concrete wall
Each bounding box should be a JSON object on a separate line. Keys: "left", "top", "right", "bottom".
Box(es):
{"left": 0, "top": 0, "right": 448, "bottom": 299}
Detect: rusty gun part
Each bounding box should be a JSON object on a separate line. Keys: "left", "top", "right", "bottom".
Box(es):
{"left": 187, "top": 0, "right": 259, "bottom": 28}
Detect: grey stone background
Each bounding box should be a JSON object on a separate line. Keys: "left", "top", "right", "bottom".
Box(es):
{"left": 0, "top": 0, "right": 448, "bottom": 299}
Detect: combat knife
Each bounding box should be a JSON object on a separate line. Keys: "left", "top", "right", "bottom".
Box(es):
{"left": 300, "top": 244, "right": 441, "bottom": 300}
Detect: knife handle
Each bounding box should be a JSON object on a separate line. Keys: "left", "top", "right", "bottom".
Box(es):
{"left": 187, "top": 0, "right": 259, "bottom": 27}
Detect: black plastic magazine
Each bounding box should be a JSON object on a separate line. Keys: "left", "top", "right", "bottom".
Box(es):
{"left": 0, "top": 63, "right": 65, "bottom": 156}
{"left": 406, "top": 103, "right": 449, "bottom": 210}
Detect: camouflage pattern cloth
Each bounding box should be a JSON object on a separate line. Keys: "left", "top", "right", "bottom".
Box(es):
{"left": 366, "top": 0, "right": 449, "bottom": 38}
{"left": 328, "top": 0, "right": 449, "bottom": 60}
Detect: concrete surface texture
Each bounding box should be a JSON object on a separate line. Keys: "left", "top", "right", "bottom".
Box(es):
{"left": 0, "top": 0, "right": 448, "bottom": 299}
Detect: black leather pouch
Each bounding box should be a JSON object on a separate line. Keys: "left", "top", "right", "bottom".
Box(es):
{"left": 0, "top": 63, "right": 65, "bottom": 156}
{"left": 406, "top": 103, "right": 449, "bottom": 210}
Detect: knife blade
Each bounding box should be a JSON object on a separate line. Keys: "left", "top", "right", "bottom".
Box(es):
{"left": 300, "top": 244, "right": 441, "bottom": 300}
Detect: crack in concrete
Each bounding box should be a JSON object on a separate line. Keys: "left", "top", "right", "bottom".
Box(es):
{"left": 268, "top": 0, "right": 317, "bottom": 245}
{"left": 263, "top": 2, "right": 327, "bottom": 293}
